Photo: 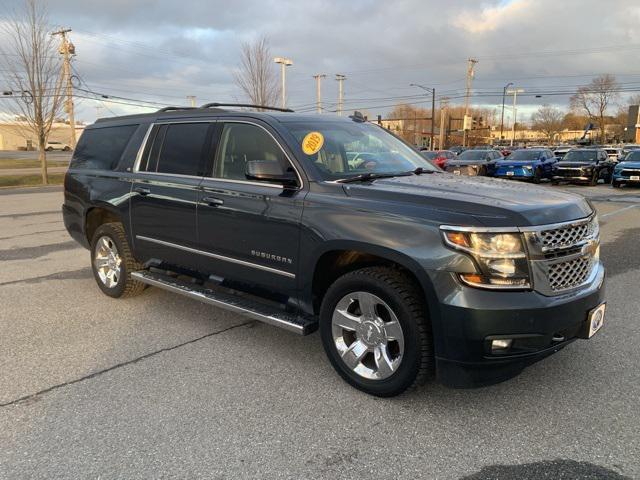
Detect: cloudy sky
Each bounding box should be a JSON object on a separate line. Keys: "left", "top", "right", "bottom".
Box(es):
{"left": 3, "top": 0, "right": 640, "bottom": 124}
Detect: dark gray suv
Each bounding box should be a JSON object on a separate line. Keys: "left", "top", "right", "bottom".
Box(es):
{"left": 62, "top": 104, "right": 606, "bottom": 397}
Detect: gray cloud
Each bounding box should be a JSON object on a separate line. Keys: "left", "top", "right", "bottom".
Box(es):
{"left": 3, "top": 0, "right": 640, "bottom": 122}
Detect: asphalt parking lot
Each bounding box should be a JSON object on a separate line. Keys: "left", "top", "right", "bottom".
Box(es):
{"left": 1, "top": 183, "right": 639, "bottom": 479}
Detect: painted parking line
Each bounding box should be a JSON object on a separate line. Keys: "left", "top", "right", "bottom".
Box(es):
{"left": 600, "top": 204, "right": 639, "bottom": 219}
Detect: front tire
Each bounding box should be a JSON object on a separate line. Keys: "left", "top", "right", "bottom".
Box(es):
{"left": 319, "top": 267, "right": 433, "bottom": 397}
{"left": 90, "top": 222, "right": 145, "bottom": 298}
{"left": 532, "top": 167, "right": 542, "bottom": 184}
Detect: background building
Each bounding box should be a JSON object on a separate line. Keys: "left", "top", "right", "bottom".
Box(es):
{"left": 0, "top": 121, "right": 84, "bottom": 150}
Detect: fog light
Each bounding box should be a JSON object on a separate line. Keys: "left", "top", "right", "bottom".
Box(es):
{"left": 491, "top": 339, "right": 513, "bottom": 352}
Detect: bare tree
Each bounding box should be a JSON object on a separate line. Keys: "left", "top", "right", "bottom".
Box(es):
{"left": 233, "top": 37, "right": 279, "bottom": 108}
{"left": 531, "top": 105, "right": 564, "bottom": 144}
{"left": 0, "top": 0, "right": 65, "bottom": 184}
{"left": 570, "top": 74, "right": 619, "bottom": 143}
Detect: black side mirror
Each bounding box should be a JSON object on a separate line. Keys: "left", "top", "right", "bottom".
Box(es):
{"left": 245, "top": 160, "right": 298, "bottom": 186}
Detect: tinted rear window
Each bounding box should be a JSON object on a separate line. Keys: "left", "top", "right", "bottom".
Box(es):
{"left": 71, "top": 125, "right": 138, "bottom": 170}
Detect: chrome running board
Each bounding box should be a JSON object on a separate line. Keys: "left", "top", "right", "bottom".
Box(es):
{"left": 131, "top": 270, "right": 317, "bottom": 335}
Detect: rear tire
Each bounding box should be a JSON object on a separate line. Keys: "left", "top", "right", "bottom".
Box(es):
{"left": 319, "top": 266, "right": 433, "bottom": 397}
{"left": 90, "top": 222, "right": 145, "bottom": 298}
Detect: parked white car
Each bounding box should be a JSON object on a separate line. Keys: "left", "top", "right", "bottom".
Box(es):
{"left": 45, "top": 141, "right": 71, "bottom": 151}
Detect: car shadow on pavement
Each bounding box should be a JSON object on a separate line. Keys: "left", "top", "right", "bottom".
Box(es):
{"left": 460, "top": 459, "right": 630, "bottom": 479}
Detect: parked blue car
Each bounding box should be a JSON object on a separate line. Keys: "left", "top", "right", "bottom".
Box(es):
{"left": 494, "top": 148, "right": 557, "bottom": 183}
{"left": 612, "top": 150, "right": 640, "bottom": 188}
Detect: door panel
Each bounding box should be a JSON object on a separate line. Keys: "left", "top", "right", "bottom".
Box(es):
{"left": 197, "top": 180, "right": 304, "bottom": 293}
{"left": 130, "top": 175, "right": 202, "bottom": 270}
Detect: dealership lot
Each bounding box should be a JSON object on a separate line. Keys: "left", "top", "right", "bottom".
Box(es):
{"left": 0, "top": 184, "right": 639, "bottom": 479}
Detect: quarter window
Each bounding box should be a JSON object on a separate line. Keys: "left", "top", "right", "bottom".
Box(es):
{"left": 71, "top": 124, "right": 138, "bottom": 170}
{"left": 214, "top": 123, "right": 290, "bottom": 181}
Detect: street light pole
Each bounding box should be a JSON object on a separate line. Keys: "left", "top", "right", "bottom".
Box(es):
{"left": 409, "top": 83, "right": 436, "bottom": 150}
{"left": 499, "top": 82, "right": 513, "bottom": 144}
{"left": 274, "top": 57, "right": 293, "bottom": 109}
{"left": 507, "top": 88, "right": 525, "bottom": 147}
{"left": 313, "top": 74, "right": 326, "bottom": 114}
{"left": 335, "top": 74, "right": 346, "bottom": 116}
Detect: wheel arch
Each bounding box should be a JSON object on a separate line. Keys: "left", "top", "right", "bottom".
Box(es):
{"left": 307, "top": 240, "right": 440, "bottom": 320}
{"left": 84, "top": 204, "right": 125, "bottom": 245}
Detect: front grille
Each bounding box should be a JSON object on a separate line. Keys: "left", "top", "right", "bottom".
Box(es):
{"left": 539, "top": 218, "right": 597, "bottom": 251}
{"left": 621, "top": 169, "right": 640, "bottom": 176}
{"left": 524, "top": 215, "right": 600, "bottom": 296}
{"left": 548, "top": 255, "right": 594, "bottom": 291}
{"left": 555, "top": 168, "right": 582, "bottom": 177}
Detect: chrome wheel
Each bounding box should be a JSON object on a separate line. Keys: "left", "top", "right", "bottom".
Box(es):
{"left": 94, "top": 235, "right": 122, "bottom": 288}
{"left": 331, "top": 291, "right": 404, "bottom": 380}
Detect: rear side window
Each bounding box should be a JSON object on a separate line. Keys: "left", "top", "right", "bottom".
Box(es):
{"left": 71, "top": 124, "right": 138, "bottom": 170}
{"left": 139, "top": 123, "right": 212, "bottom": 176}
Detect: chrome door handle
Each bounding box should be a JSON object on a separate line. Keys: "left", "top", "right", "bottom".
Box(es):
{"left": 202, "top": 196, "right": 224, "bottom": 206}
{"left": 134, "top": 186, "right": 151, "bottom": 196}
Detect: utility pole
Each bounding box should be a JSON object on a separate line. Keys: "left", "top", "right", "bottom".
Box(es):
{"left": 274, "top": 57, "right": 293, "bottom": 109}
{"left": 430, "top": 88, "right": 435, "bottom": 150}
{"left": 187, "top": 95, "right": 196, "bottom": 107}
{"left": 499, "top": 82, "right": 513, "bottom": 144}
{"left": 313, "top": 74, "right": 326, "bottom": 114}
{"left": 439, "top": 97, "right": 449, "bottom": 150}
{"left": 507, "top": 88, "right": 524, "bottom": 146}
{"left": 335, "top": 74, "right": 346, "bottom": 116}
{"left": 52, "top": 28, "right": 76, "bottom": 148}
{"left": 463, "top": 58, "right": 478, "bottom": 147}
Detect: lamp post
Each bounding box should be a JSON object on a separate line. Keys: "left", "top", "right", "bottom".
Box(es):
{"left": 499, "top": 82, "right": 513, "bottom": 144}
{"left": 274, "top": 57, "right": 293, "bottom": 109}
{"left": 507, "top": 88, "right": 525, "bottom": 147}
{"left": 409, "top": 83, "right": 436, "bottom": 150}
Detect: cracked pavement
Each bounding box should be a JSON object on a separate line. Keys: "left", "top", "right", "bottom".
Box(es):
{"left": 1, "top": 185, "right": 639, "bottom": 479}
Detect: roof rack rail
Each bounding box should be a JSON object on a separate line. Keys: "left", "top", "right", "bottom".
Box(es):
{"left": 200, "top": 102, "right": 294, "bottom": 113}
{"left": 157, "top": 106, "right": 196, "bottom": 113}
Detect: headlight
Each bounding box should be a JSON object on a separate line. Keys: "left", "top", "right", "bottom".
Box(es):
{"left": 525, "top": 165, "right": 533, "bottom": 170}
{"left": 441, "top": 229, "right": 531, "bottom": 290}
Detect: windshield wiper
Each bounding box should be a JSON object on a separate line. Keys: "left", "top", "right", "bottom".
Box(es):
{"left": 336, "top": 172, "right": 412, "bottom": 183}
{"left": 411, "top": 167, "right": 438, "bottom": 175}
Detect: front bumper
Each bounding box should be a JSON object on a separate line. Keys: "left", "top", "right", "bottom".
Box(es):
{"left": 612, "top": 174, "right": 640, "bottom": 184}
{"left": 494, "top": 164, "right": 537, "bottom": 179}
{"left": 552, "top": 168, "right": 593, "bottom": 183}
{"left": 428, "top": 263, "right": 605, "bottom": 388}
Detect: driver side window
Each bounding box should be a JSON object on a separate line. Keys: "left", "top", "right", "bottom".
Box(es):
{"left": 214, "top": 123, "right": 290, "bottom": 181}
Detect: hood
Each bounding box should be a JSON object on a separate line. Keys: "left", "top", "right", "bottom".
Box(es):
{"left": 342, "top": 173, "right": 592, "bottom": 227}
{"left": 555, "top": 161, "right": 596, "bottom": 168}
{"left": 617, "top": 161, "right": 640, "bottom": 169}
{"left": 446, "top": 159, "right": 489, "bottom": 167}
{"left": 497, "top": 160, "right": 539, "bottom": 167}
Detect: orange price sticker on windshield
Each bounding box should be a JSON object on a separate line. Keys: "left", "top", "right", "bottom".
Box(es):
{"left": 302, "top": 131, "right": 324, "bottom": 155}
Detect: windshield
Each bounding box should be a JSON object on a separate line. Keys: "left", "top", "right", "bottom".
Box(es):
{"left": 457, "top": 150, "right": 490, "bottom": 161}
{"left": 563, "top": 150, "right": 598, "bottom": 162}
{"left": 624, "top": 151, "right": 640, "bottom": 162}
{"left": 284, "top": 121, "right": 436, "bottom": 180}
{"left": 504, "top": 150, "right": 543, "bottom": 161}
